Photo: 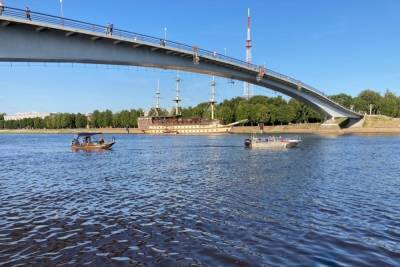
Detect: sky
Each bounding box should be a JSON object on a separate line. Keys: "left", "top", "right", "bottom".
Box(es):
{"left": 1, "top": 0, "right": 400, "bottom": 114}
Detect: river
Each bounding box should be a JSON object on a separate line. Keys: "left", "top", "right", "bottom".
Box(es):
{"left": 0, "top": 134, "right": 399, "bottom": 266}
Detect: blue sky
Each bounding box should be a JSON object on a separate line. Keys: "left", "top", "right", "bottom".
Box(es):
{"left": 1, "top": 0, "right": 399, "bottom": 114}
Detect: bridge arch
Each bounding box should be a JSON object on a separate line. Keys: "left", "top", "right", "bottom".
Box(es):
{"left": 0, "top": 7, "right": 361, "bottom": 119}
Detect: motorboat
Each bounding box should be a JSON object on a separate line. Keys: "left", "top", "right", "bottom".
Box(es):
{"left": 244, "top": 135, "right": 301, "bottom": 149}
{"left": 71, "top": 132, "right": 115, "bottom": 150}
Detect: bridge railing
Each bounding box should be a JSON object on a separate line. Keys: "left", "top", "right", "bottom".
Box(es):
{"left": 1, "top": 6, "right": 331, "bottom": 99}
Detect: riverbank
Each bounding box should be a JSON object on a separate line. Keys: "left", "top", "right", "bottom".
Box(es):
{"left": 232, "top": 115, "right": 400, "bottom": 135}
{"left": 231, "top": 125, "right": 400, "bottom": 135}
{"left": 1, "top": 116, "right": 399, "bottom": 135}
{"left": 1, "top": 126, "right": 400, "bottom": 135}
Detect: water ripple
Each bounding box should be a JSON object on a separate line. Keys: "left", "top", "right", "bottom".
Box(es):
{"left": 0, "top": 134, "right": 399, "bottom": 266}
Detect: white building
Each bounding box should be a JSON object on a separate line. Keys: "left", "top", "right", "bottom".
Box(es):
{"left": 4, "top": 112, "right": 52, "bottom": 121}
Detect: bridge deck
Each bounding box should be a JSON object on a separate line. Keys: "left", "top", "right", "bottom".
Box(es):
{"left": 0, "top": 6, "right": 362, "bottom": 119}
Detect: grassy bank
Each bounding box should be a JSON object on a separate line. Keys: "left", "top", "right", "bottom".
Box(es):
{"left": 362, "top": 115, "right": 400, "bottom": 128}
{"left": 233, "top": 116, "right": 400, "bottom": 135}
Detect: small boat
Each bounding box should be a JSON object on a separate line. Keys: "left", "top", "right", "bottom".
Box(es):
{"left": 244, "top": 135, "right": 301, "bottom": 149}
{"left": 71, "top": 132, "right": 115, "bottom": 150}
{"left": 162, "top": 129, "right": 179, "bottom": 134}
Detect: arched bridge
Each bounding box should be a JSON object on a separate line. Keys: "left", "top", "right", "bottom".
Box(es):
{"left": 0, "top": 7, "right": 361, "bottom": 119}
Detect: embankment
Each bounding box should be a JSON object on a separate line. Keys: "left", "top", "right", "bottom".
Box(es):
{"left": 1, "top": 115, "right": 400, "bottom": 135}
{"left": 232, "top": 115, "right": 400, "bottom": 135}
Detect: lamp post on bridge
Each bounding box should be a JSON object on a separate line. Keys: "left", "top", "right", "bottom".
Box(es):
{"left": 60, "top": 0, "right": 64, "bottom": 17}
{"left": 160, "top": 27, "right": 167, "bottom": 46}
{"left": 59, "top": 0, "right": 64, "bottom": 25}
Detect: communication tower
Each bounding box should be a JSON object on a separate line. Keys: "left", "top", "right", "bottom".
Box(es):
{"left": 154, "top": 80, "right": 161, "bottom": 116}
{"left": 243, "top": 8, "right": 253, "bottom": 100}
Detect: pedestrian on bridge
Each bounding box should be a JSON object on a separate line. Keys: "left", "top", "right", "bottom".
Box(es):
{"left": 160, "top": 39, "right": 165, "bottom": 46}
{"left": 25, "top": 7, "right": 31, "bottom": 20}
{"left": 106, "top": 23, "right": 113, "bottom": 36}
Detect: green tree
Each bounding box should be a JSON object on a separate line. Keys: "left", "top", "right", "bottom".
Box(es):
{"left": 276, "top": 104, "right": 295, "bottom": 125}
{"left": 236, "top": 102, "right": 255, "bottom": 124}
{"left": 33, "top": 117, "right": 44, "bottom": 129}
{"left": 75, "top": 113, "right": 88, "bottom": 128}
{"left": 102, "top": 110, "right": 113, "bottom": 127}
{"left": 379, "top": 90, "right": 400, "bottom": 117}
{"left": 148, "top": 108, "right": 169, "bottom": 117}
{"left": 90, "top": 110, "right": 101, "bottom": 128}
{"left": 353, "top": 90, "right": 381, "bottom": 114}
{"left": 254, "top": 104, "right": 270, "bottom": 123}
{"left": 330, "top": 93, "right": 353, "bottom": 109}
{"left": 288, "top": 99, "right": 322, "bottom": 123}
{"left": 131, "top": 109, "right": 144, "bottom": 127}
{"left": 218, "top": 105, "right": 235, "bottom": 124}
{"left": 249, "top": 95, "right": 269, "bottom": 106}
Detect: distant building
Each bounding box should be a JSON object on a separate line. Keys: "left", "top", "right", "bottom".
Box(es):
{"left": 4, "top": 112, "right": 52, "bottom": 121}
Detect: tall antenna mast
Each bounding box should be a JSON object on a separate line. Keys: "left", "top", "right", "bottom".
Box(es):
{"left": 155, "top": 80, "right": 160, "bottom": 116}
{"left": 243, "top": 8, "right": 253, "bottom": 100}
{"left": 173, "top": 72, "right": 181, "bottom": 116}
{"left": 209, "top": 76, "right": 217, "bottom": 120}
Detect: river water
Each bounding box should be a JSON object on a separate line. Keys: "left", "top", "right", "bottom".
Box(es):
{"left": 0, "top": 134, "right": 399, "bottom": 266}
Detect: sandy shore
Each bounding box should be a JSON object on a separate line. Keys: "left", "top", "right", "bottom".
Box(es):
{"left": 232, "top": 125, "right": 400, "bottom": 135}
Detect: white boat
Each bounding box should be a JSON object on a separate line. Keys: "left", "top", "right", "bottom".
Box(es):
{"left": 244, "top": 135, "right": 301, "bottom": 149}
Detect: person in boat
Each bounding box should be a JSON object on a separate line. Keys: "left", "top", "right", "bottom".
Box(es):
{"left": 84, "top": 136, "right": 91, "bottom": 145}
{"left": 72, "top": 138, "right": 79, "bottom": 146}
{"left": 72, "top": 133, "right": 115, "bottom": 150}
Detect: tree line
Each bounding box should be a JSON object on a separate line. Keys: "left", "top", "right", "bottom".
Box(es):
{"left": 0, "top": 109, "right": 144, "bottom": 129}
{"left": 0, "top": 113, "right": 88, "bottom": 130}
{"left": 181, "top": 96, "right": 322, "bottom": 125}
{"left": 180, "top": 89, "right": 400, "bottom": 125}
{"left": 329, "top": 89, "right": 400, "bottom": 117}
{"left": 1, "top": 89, "right": 399, "bottom": 129}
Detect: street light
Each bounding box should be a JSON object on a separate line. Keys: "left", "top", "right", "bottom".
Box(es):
{"left": 60, "top": 0, "right": 64, "bottom": 18}
{"left": 164, "top": 27, "right": 167, "bottom": 41}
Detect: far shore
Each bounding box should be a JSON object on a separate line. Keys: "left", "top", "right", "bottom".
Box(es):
{"left": 1, "top": 124, "right": 400, "bottom": 135}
